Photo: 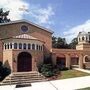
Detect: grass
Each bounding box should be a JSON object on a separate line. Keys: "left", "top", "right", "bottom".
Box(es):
{"left": 57, "top": 70, "right": 90, "bottom": 79}
{"left": 77, "top": 87, "right": 90, "bottom": 90}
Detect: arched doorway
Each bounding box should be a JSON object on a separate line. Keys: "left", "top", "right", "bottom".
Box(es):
{"left": 17, "top": 52, "right": 32, "bottom": 72}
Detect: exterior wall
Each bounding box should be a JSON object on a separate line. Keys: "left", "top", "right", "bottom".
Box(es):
{"left": 76, "top": 43, "right": 90, "bottom": 50}
{"left": 0, "top": 22, "right": 52, "bottom": 55}
{"left": 3, "top": 50, "right": 13, "bottom": 70}
{"left": 0, "top": 40, "right": 3, "bottom": 62}
{"left": 12, "top": 50, "right": 43, "bottom": 72}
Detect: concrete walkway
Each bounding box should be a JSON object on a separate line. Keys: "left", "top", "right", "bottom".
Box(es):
{"left": 0, "top": 76, "right": 90, "bottom": 90}
{"left": 74, "top": 68, "right": 90, "bottom": 73}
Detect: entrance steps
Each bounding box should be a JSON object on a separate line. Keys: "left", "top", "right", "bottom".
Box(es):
{"left": 0, "top": 71, "right": 46, "bottom": 86}
{"left": 72, "top": 65, "right": 79, "bottom": 68}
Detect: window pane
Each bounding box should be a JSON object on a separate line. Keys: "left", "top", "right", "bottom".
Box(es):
{"left": 5, "top": 44, "right": 6, "bottom": 49}
{"left": 7, "top": 44, "right": 9, "bottom": 49}
{"left": 10, "top": 43, "right": 12, "bottom": 49}
{"left": 28, "top": 44, "right": 31, "bottom": 49}
{"left": 23, "top": 43, "right": 26, "bottom": 49}
{"left": 39, "top": 45, "right": 40, "bottom": 50}
{"left": 14, "top": 43, "right": 17, "bottom": 49}
{"left": 36, "top": 45, "right": 38, "bottom": 50}
{"left": 19, "top": 43, "right": 22, "bottom": 49}
{"left": 32, "top": 44, "right": 35, "bottom": 50}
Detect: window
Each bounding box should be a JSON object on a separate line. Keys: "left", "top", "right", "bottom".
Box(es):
{"left": 21, "top": 25, "right": 28, "bottom": 32}
{"left": 41, "top": 46, "right": 43, "bottom": 51}
{"left": 19, "top": 43, "right": 22, "bottom": 49}
{"left": 23, "top": 43, "right": 26, "bottom": 49}
{"left": 7, "top": 44, "right": 9, "bottom": 49}
{"left": 28, "top": 44, "right": 31, "bottom": 49}
{"left": 39, "top": 45, "right": 40, "bottom": 50}
{"left": 14, "top": 43, "right": 17, "bottom": 49}
{"left": 82, "top": 37, "right": 84, "bottom": 41}
{"left": 10, "top": 43, "right": 12, "bottom": 49}
{"left": 36, "top": 45, "right": 38, "bottom": 50}
{"left": 5, "top": 44, "right": 7, "bottom": 49}
{"left": 32, "top": 44, "right": 35, "bottom": 50}
{"left": 86, "top": 37, "right": 87, "bottom": 41}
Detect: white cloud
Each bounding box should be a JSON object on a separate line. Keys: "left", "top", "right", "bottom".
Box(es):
{"left": 29, "top": 5, "right": 55, "bottom": 25}
{"left": 0, "top": 0, "right": 29, "bottom": 20}
{"left": 0, "top": 0, "right": 55, "bottom": 26}
{"left": 63, "top": 20, "right": 90, "bottom": 43}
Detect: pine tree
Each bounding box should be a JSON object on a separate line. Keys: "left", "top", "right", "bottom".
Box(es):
{"left": 0, "top": 8, "right": 10, "bottom": 23}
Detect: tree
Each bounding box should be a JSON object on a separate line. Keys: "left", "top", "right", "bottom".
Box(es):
{"left": 69, "top": 38, "right": 78, "bottom": 49}
{"left": 52, "top": 36, "right": 57, "bottom": 48}
{"left": 52, "top": 36, "right": 70, "bottom": 49}
{"left": 0, "top": 8, "right": 10, "bottom": 23}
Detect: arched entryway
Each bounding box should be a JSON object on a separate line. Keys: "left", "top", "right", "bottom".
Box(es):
{"left": 17, "top": 52, "right": 32, "bottom": 72}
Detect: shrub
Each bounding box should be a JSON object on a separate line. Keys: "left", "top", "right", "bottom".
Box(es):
{"left": 38, "top": 64, "right": 60, "bottom": 77}
{"left": 0, "top": 61, "right": 11, "bottom": 81}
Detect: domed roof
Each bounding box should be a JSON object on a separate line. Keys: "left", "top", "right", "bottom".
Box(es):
{"left": 78, "top": 31, "right": 88, "bottom": 37}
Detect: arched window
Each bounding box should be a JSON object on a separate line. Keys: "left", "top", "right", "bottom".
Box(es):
{"left": 28, "top": 44, "right": 31, "bottom": 49}
{"left": 23, "top": 43, "right": 26, "bottom": 49}
{"left": 7, "top": 43, "right": 9, "bottom": 49}
{"left": 86, "top": 37, "right": 87, "bottom": 41}
{"left": 79, "top": 37, "right": 80, "bottom": 41}
{"left": 36, "top": 44, "right": 39, "bottom": 50}
{"left": 32, "top": 44, "right": 35, "bottom": 50}
{"left": 10, "top": 43, "right": 12, "bottom": 49}
{"left": 41, "top": 46, "right": 43, "bottom": 51}
{"left": 5, "top": 44, "right": 7, "bottom": 49}
{"left": 82, "top": 37, "right": 84, "bottom": 41}
{"left": 14, "top": 43, "right": 17, "bottom": 49}
{"left": 19, "top": 43, "right": 22, "bottom": 49}
{"left": 39, "top": 45, "right": 40, "bottom": 50}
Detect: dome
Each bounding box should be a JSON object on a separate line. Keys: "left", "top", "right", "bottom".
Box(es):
{"left": 78, "top": 31, "right": 88, "bottom": 37}
{"left": 77, "top": 31, "right": 90, "bottom": 44}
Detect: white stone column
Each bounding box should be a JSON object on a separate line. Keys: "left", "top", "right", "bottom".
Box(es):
{"left": 66, "top": 54, "right": 71, "bottom": 69}
{"left": 12, "top": 42, "right": 14, "bottom": 49}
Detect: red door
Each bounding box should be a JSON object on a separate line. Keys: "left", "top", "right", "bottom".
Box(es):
{"left": 17, "top": 52, "right": 32, "bottom": 72}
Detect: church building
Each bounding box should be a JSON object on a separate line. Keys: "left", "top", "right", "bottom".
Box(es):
{"left": 0, "top": 20, "right": 90, "bottom": 73}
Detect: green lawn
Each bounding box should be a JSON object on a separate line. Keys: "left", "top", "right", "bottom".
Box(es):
{"left": 77, "top": 87, "right": 90, "bottom": 90}
{"left": 57, "top": 70, "right": 90, "bottom": 79}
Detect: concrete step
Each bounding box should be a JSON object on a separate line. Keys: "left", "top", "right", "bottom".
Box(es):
{"left": 0, "top": 71, "right": 46, "bottom": 86}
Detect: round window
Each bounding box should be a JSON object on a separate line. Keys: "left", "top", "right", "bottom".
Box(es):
{"left": 21, "top": 25, "right": 28, "bottom": 32}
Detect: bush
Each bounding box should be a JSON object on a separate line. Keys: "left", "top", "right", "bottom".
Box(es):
{"left": 56, "top": 64, "right": 69, "bottom": 71}
{"left": 0, "top": 61, "right": 11, "bottom": 81}
{"left": 38, "top": 64, "right": 60, "bottom": 77}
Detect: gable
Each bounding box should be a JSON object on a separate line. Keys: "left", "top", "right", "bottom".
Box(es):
{"left": 0, "top": 20, "right": 53, "bottom": 39}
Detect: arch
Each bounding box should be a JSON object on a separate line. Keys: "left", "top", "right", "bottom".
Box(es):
{"left": 17, "top": 52, "right": 32, "bottom": 72}
{"left": 70, "top": 54, "right": 79, "bottom": 65}
{"left": 56, "top": 54, "right": 66, "bottom": 67}
{"left": 83, "top": 55, "right": 90, "bottom": 63}
{"left": 23, "top": 43, "right": 26, "bottom": 49}
{"left": 14, "top": 43, "right": 17, "bottom": 49}
{"left": 28, "top": 43, "right": 31, "bottom": 49}
{"left": 32, "top": 44, "right": 35, "bottom": 50}
{"left": 19, "top": 43, "right": 22, "bottom": 49}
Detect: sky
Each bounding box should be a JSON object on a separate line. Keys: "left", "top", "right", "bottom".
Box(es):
{"left": 0, "top": 0, "right": 90, "bottom": 43}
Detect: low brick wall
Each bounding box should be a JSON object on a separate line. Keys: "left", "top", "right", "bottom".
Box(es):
{"left": 84, "top": 62, "right": 90, "bottom": 69}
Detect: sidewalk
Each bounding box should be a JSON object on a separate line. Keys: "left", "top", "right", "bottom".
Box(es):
{"left": 73, "top": 68, "right": 90, "bottom": 74}
{"left": 0, "top": 76, "right": 90, "bottom": 90}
